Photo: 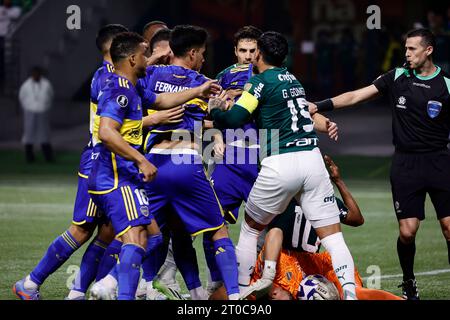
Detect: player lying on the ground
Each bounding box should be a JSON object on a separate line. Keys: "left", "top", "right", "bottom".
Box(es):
{"left": 210, "top": 155, "right": 402, "bottom": 300}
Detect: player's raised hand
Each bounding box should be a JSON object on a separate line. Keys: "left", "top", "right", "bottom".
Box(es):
{"left": 326, "top": 119, "right": 339, "bottom": 141}
{"left": 324, "top": 155, "right": 341, "bottom": 182}
{"left": 147, "top": 45, "right": 172, "bottom": 66}
{"left": 308, "top": 101, "right": 318, "bottom": 115}
{"left": 138, "top": 158, "right": 158, "bottom": 182}
{"left": 198, "top": 80, "right": 222, "bottom": 99}
{"left": 213, "top": 140, "right": 225, "bottom": 160}
{"left": 155, "top": 106, "right": 185, "bottom": 125}
{"left": 208, "top": 90, "right": 229, "bottom": 113}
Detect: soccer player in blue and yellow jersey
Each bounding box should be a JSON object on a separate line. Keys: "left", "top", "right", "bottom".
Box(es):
{"left": 87, "top": 31, "right": 221, "bottom": 300}
{"left": 139, "top": 25, "right": 240, "bottom": 300}
{"left": 87, "top": 32, "right": 159, "bottom": 300}
{"left": 211, "top": 26, "right": 262, "bottom": 227}
{"left": 13, "top": 24, "right": 128, "bottom": 301}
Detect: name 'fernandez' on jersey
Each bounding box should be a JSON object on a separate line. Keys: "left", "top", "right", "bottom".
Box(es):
{"left": 214, "top": 67, "right": 318, "bottom": 158}
{"left": 373, "top": 66, "right": 450, "bottom": 153}
{"left": 137, "top": 65, "right": 209, "bottom": 151}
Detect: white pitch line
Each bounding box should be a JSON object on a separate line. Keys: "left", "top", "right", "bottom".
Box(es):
{"left": 362, "top": 269, "right": 450, "bottom": 280}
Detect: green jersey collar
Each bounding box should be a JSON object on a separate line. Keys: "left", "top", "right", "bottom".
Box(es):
{"left": 413, "top": 65, "right": 441, "bottom": 80}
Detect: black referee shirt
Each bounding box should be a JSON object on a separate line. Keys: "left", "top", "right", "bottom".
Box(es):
{"left": 373, "top": 66, "right": 450, "bottom": 153}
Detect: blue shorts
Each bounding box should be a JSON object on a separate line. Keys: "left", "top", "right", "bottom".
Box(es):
{"left": 145, "top": 151, "right": 225, "bottom": 236}
{"left": 90, "top": 183, "right": 154, "bottom": 237}
{"left": 78, "top": 145, "right": 93, "bottom": 177}
{"left": 210, "top": 146, "right": 258, "bottom": 223}
{"left": 72, "top": 175, "right": 106, "bottom": 225}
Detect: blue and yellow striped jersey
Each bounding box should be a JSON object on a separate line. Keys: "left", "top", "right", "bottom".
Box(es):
{"left": 89, "top": 61, "right": 115, "bottom": 147}
{"left": 88, "top": 73, "right": 156, "bottom": 194}
{"left": 79, "top": 61, "right": 115, "bottom": 177}
{"left": 216, "top": 63, "right": 253, "bottom": 90}
{"left": 137, "top": 65, "right": 209, "bottom": 151}
{"left": 216, "top": 63, "right": 257, "bottom": 142}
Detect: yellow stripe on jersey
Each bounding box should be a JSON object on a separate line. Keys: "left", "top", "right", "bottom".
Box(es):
{"left": 121, "top": 187, "right": 133, "bottom": 221}
{"left": 120, "top": 119, "right": 143, "bottom": 145}
{"left": 203, "top": 167, "right": 225, "bottom": 217}
{"left": 185, "top": 98, "right": 208, "bottom": 112}
{"left": 147, "top": 109, "right": 157, "bottom": 116}
{"left": 78, "top": 172, "right": 89, "bottom": 179}
{"left": 112, "top": 153, "right": 118, "bottom": 190}
{"left": 230, "top": 65, "right": 250, "bottom": 73}
{"left": 143, "top": 132, "right": 152, "bottom": 154}
{"left": 126, "top": 186, "right": 138, "bottom": 220}
{"left": 90, "top": 102, "right": 98, "bottom": 114}
{"left": 235, "top": 91, "right": 259, "bottom": 114}
{"left": 72, "top": 220, "right": 87, "bottom": 226}
{"left": 119, "top": 78, "right": 130, "bottom": 89}
{"left": 92, "top": 110, "right": 101, "bottom": 145}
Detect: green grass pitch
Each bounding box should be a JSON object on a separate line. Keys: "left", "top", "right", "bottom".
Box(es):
{"left": 0, "top": 151, "right": 449, "bottom": 300}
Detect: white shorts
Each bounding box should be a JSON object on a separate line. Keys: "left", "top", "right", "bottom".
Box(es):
{"left": 245, "top": 148, "right": 340, "bottom": 228}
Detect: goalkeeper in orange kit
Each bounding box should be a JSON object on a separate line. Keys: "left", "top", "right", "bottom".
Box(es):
{"left": 211, "top": 155, "right": 403, "bottom": 300}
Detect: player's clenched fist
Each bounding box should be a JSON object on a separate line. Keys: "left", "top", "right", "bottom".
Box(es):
{"left": 137, "top": 158, "right": 158, "bottom": 182}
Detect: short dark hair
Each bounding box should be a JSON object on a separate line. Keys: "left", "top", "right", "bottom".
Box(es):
{"left": 406, "top": 28, "right": 436, "bottom": 48}
{"left": 150, "top": 28, "right": 172, "bottom": 52}
{"left": 234, "top": 25, "right": 263, "bottom": 46}
{"left": 169, "top": 25, "right": 208, "bottom": 57}
{"left": 257, "top": 31, "right": 288, "bottom": 67}
{"left": 143, "top": 20, "right": 167, "bottom": 34}
{"left": 110, "top": 32, "right": 146, "bottom": 64}
{"left": 95, "top": 24, "right": 129, "bottom": 53}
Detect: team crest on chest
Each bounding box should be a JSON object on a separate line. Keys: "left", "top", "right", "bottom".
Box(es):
{"left": 427, "top": 100, "right": 442, "bottom": 119}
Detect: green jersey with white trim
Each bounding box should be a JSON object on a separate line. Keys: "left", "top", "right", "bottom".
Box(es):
{"left": 243, "top": 67, "right": 318, "bottom": 157}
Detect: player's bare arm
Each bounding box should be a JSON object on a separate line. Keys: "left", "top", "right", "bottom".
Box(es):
{"left": 324, "top": 155, "right": 364, "bottom": 227}
{"left": 98, "top": 117, "right": 157, "bottom": 182}
{"left": 212, "top": 131, "right": 225, "bottom": 159}
{"left": 153, "top": 80, "right": 221, "bottom": 109}
{"left": 142, "top": 106, "right": 184, "bottom": 127}
{"left": 312, "top": 113, "right": 338, "bottom": 141}
{"left": 309, "top": 84, "right": 381, "bottom": 114}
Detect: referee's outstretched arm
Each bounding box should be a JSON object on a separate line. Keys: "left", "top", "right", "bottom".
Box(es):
{"left": 309, "top": 84, "right": 382, "bottom": 114}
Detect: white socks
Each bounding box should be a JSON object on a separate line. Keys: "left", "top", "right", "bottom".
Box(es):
{"left": 235, "top": 220, "right": 261, "bottom": 286}
{"left": 67, "top": 290, "right": 85, "bottom": 300}
{"left": 100, "top": 274, "right": 118, "bottom": 290}
{"left": 24, "top": 275, "right": 39, "bottom": 291}
{"left": 156, "top": 241, "right": 178, "bottom": 285}
{"left": 320, "top": 232, "right": 357, "bottom": 300}
{"left": 190, "top": 286, "right": 208, "bottom": 300}
{"left": 262, "top": 260, "right": 276, "bottom": 280}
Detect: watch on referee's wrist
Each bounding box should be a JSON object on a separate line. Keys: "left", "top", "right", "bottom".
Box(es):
{"left": 315, "top": 98, "right": 334, "bottom": 112}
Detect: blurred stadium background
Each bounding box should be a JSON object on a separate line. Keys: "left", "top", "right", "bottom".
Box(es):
{"left": 0, "top": 0, "right": 449, "bottom": 300}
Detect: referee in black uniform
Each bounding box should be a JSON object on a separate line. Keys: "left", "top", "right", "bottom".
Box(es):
{"left": 310, "top": 28, "right": 450, "bottom": 300}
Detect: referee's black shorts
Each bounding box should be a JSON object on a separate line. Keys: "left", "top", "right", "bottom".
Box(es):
{"left": 390, "top": 149, "right": 450, "bottom": 221}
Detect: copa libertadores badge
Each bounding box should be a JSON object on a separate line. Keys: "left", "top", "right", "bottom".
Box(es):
{"left": 117, "top": 95, "right": 129, "bottom": 108}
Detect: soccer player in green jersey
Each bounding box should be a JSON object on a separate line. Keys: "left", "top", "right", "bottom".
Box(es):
{"left": 210, "top": 31, "right": 357, "bottom": 300}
